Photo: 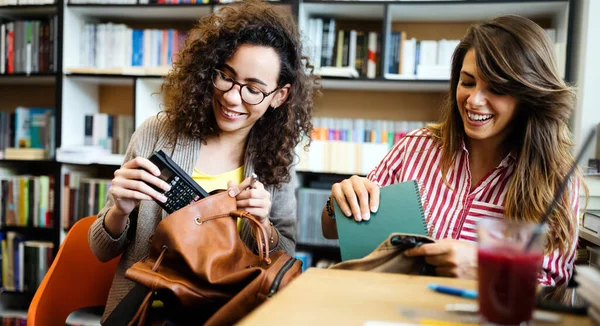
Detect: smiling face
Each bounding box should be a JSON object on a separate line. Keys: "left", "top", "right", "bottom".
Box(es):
{"left": 212, "top": 44, "right": 290, "bottom": 138}
{"left": 456, "top": 49, "right": 518, "bottom": 148}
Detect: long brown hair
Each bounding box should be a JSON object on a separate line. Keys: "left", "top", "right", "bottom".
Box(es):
{"left": 427, "top": 15, "right": 583, "bottom": 253}
{"left": 159, "top": 0, "right": 319, "bottom": 187}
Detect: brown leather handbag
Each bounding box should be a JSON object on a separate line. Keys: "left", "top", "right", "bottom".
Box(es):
{"left": 123, "top": 191, "right": 303, "bottom": 325}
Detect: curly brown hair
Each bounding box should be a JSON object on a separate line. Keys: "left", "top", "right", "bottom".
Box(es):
{"left": 159, "top": 0, "right": 318, "bottom": 187}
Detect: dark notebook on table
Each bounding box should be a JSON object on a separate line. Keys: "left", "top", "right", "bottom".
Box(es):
{"left": 333, "top": 180, "right": 428, "bottom": 261}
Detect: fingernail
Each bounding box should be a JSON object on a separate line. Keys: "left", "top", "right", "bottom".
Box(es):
{"left": 344, "top": 210, "right": 351, "bottom": 216}
{"left": 228, "top": 189, "right": 236, "bottom": 197}
{"left": 165, "top": 184, "right": 172, "bottom": 192}
{"left": 161, "top": 195, "right": 168, "bottom": 203}
{"left": 363, "top": 213, "right": 370, "bottom": 220}
{"left": 371, "top": 205, "right": 378, "bottom": 213}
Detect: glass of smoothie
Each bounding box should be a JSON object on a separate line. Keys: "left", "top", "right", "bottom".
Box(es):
{"left": 477, "top": 219, "right": 545, "bottom": 325}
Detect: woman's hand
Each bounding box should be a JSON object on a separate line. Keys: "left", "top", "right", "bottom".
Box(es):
{"left": 227, "top": 176, "right": 271, "bottom": 225}
{"left": 331, "top": 175, "right": 380, "bottom": 222}
{"left": 109, "top": 157, "right": 172, "bottom": 217}
{"left": 404, "top": 239, "right": 478, "bottom": 279}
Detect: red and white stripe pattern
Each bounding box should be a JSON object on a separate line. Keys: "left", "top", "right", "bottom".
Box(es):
{"left": 367, "top": 128, "right": 579, "bottom": 286}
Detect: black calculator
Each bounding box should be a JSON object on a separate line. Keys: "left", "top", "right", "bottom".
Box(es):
{"left": 147, "top": 150, "right": 210, "bottom": 214}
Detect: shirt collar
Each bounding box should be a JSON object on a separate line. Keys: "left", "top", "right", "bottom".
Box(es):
{"left": 460, "top": 139, "right": 517, "bottom": 168}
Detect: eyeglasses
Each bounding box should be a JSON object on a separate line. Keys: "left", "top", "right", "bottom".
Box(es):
{"left": 212, "top": 69, "right": 279, "bottom": 105}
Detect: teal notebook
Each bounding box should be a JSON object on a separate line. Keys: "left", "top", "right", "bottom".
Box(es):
{"left": 333, "top": 180, "right": 428, "bottom": 261}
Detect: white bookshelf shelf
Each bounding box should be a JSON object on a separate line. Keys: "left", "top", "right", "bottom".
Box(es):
{"left": 0, "top": 74, "right": 56, "bottom": 85}
{"left": 301, "top": 2, "right": 384, "bottom": 20}
{"left": 388, "top": 1, "right": 568, "bottom": 22}
{"left": 0, "top": 4, "right": 56, "bottom": 18}
{"left": 581, "top": 228, "right": 600, "bottom": 247}
{"left": 56, "top": 152, "right": 124, "bottom": 166}
{"left": 320, "top": 78, "right": 448, "bottom": 92}
{"left": 67, "top": 3, "right": 212, "bottom": 20}
{"left": 65, "top": 74, "right": 135, "bottom": 86}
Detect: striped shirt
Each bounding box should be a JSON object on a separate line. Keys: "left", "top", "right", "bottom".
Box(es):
{"left": 367, "top": 128, "right": 580, "bottom": 286}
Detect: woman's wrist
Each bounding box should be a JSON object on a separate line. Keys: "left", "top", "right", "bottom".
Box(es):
{"left": 104, "top": 207, "right": 129, "bottom": 239}
{"left": 326, "top": 196, "right": 335, "bottom": 219}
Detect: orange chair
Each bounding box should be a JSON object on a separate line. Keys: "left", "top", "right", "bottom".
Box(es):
{"left": 27, "top": 216, "right": 121, "bottom": 326}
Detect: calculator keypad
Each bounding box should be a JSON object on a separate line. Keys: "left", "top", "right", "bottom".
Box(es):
{"left": 161, "top": 174, "right": 202, "bottom": 213}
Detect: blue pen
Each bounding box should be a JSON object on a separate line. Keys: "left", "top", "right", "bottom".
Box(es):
{"left": 427, "top": 284, "right": 478, "bottom": 299}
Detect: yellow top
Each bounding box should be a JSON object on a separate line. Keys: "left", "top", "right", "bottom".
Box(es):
{"left": 191, "top": 166, "right": 245, "bottom": 232}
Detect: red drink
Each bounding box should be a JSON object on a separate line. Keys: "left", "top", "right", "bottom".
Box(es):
{"left": 478, "top": 245, "right": 543, "bottom": 325}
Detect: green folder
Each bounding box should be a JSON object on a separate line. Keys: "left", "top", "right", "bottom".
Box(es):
{"left": 333, "top": 180, "right": 428, "bottom": 261}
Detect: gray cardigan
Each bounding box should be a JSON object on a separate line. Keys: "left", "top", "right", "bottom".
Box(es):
{"left": 88, "top": 115, "right": 298, "bottom": 322}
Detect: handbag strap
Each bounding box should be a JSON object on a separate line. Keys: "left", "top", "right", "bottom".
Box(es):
{"left": 193, "top": 211, "right": 271, "bottom": 265}
{"left": 230, "top": 211, "right": 271, "bottom": 265}
{"left": 128, "top": 246, "right": 169, "bottom": 326}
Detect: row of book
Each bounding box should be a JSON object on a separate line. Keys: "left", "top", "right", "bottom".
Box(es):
{"left": 386, "top": 35, "right": 460, "bottom": 80}
{"left": 296, "top": 188, "right": 339, "bottom": 248}
{"left": 0, "top": 175, "right": 55, "bottom": 228}
{"left": 298, "top": 118, "right": 430, "bottom": 175}
{"left": 304, "top": 18, "right": 381, "bottom": 79}
{"left": 312, "top": 117, "right": 431, "bottom": 145}
{"left": 62, "top": 173, "right": 111, "bottom": 230}
{"left": 0, "top": 18, "right": 59, "bottom": 75}
{"left": 84, "top": 113, "right": 134, "bottom": 155}
{"left": 0, "top": 107, "right": 56, "bottom": 160}
{"left": 0, "top": 231, "right": 54, "bottom": 293}
{"left": 76, "top": 23, "right": 188, "bottom": 70}
{"left": 0, "top": 316, "right": 26, "bottom": 326}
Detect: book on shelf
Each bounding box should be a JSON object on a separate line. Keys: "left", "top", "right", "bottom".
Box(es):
{"left": 84, "top": 113, "right": 133, "bottom": 155}
{"left": 72, "top": 24, "right": 188, "bottom": 72}
{"left": 0, "top": 174, "right": 55, "bottom": 228}
{"left": 0, "top": 231, "right": 54, "bottom": 293}
{"left": 295, "top": 117, "right": 431, "bottom": 175}
{"left": 0, "top": 17, "right": 58, "bottom": 75}
{"left": 62, "top": 172, "right": 111, "bottom": 230}
{"left": 0, "top": 108, "right": 56, "bottom": 160}
{"left": 296, "top": 188, "right": 339, "bottom": 248}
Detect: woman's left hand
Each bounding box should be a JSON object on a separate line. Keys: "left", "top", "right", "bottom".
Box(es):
{"left": 227, "top": 176, "right": 271, "bottom": 225}
{"left": 404, "top": 239, "right": 478, "bottom": 279}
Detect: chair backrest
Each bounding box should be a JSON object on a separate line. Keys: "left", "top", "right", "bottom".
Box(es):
{"left": 27, "top": 216, "right": 121, "bottom": 326}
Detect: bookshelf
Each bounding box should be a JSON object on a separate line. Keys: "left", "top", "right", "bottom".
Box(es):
{"left": 4, "top": 0, "right": 599, "bottom": 307}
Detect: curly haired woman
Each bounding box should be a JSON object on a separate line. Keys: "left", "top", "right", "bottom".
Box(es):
{"left": 88, "top": 0, "right": 318, "bottom": 321}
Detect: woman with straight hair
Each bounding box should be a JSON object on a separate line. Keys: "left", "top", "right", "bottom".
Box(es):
{"left": 321, "top": 14, "right": 584, "bottom": 286}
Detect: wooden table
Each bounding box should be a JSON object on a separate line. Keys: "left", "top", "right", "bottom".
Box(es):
{"left": 238, "top": 268, "right": 592, "bottom": 326}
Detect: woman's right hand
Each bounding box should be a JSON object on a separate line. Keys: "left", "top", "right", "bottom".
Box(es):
{"left": 331, "top": 175, "right": 380, "bottom": 222}
{"left": 108, "top": 157, "right": 172, "bottom": 217}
